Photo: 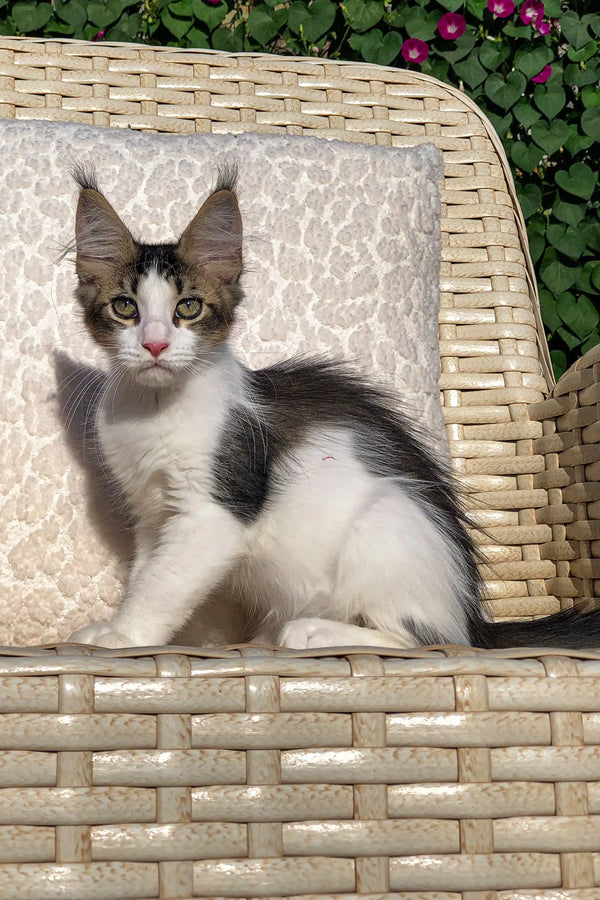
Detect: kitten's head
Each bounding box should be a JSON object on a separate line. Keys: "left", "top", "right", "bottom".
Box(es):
{"left": 74, "top": 167, "right": 243, "bottom": 388}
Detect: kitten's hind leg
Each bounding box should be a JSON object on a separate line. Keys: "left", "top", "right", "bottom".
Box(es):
{"left": 280, "top": 617, "right": 414, "bottom": 650}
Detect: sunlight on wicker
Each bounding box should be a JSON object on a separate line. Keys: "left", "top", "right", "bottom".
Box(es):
{"left": 1, "top": 35, "right": 600, "bottom": 900}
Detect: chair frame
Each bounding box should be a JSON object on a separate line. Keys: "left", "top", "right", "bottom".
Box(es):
{"left": 1, "top": 35, "right": 600, "bottom": 900}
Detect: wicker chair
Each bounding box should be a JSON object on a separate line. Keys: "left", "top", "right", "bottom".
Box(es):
{"left": 2, "top": 35, "right": 600, "bottom": 899}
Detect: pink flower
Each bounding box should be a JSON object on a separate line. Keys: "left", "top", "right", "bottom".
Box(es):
{"left": 92, "top": 30, "right": 106, "bottom": 42}
{"left": 401, "top": 39, "right": 429, "bottom": 64}
{"left": 205, "top": 0, "right": 222, "bottom": 4}
{"left": 536, "top": 18, "right": 550, "bottom": 34}
{"left": 487, "top": 0, "right": 515, "bottom": 16}
{"left": 437, "top": 12, "right": 466, "bottom": 40}
{"left": 531, "top": 64, "right": 552, "bottom": 83}
{"left": 519, "top": 0, "right": 544, "bottom": 25}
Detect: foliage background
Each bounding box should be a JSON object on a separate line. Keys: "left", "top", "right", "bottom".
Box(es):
{"left": 0, "top": 0, "right": 598, "bottom": 378}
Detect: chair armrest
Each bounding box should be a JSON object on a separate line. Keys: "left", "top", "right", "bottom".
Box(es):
{"left": 528, "top": 344, "right": 600, "bottom": 608}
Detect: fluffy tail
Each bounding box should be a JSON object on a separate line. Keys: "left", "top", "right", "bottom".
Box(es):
{"left": 470, "top": 604, "right": 600, "bottom": 650}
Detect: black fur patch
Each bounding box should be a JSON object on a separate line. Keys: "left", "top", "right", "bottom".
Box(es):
{"left": 134, "top": 243, "right": 179, "bottom": 280}
{"left": 210, "top": 358, "right": 483, "bottom": 627}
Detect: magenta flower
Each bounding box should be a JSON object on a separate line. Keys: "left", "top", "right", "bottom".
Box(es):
{"left": 487, "top": 0, "right": 515, "bottom": 15}
{"left": 401, "top": 39, "right": 429, "bottom": 64}
{"left": 519, "top": 0, "right": 544, "bottom": 25}
{"left": 536, "top": 18, "right": 550, "bottom": 34}
{"left": 531, "top": 64, "right": 552, "bottom": 83}
{"left": 92, "top": 30, "right": 105, "bottom": 42}
{"left": 437, "top": 12, "right": 466, "bottom": 40}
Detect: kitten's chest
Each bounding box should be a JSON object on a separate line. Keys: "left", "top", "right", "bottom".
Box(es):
{"left": 98, "top": 387, "right": 225, "bottom": 506}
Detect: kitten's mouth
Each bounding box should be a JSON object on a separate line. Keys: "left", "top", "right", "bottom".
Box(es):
{"left": 135, "top": 360, "right": 177, "bottom": 386}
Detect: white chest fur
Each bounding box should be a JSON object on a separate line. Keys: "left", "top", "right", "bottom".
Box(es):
{"left": 98, "top": 348, "right": 241, "bottom": 520}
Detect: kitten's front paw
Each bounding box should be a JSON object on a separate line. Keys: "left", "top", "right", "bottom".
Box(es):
{"left": 69, "top": 622, "right": 135, "bottom": 649}
{"left": 280, "top": 618, "right": 347, "bottom": 650}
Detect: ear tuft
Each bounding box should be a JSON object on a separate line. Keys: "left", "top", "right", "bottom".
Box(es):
{"left": 178, "top": 188, "right": 242, "bottom": 284}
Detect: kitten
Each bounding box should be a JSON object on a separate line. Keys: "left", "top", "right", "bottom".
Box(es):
{"left": 70, "top": 169, "right": 600, "bottom": 650}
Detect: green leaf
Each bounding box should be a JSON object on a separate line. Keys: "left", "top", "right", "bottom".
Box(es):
{"left": 211, "top": 24, "right": 244, "bottom": 52}
{"left": 186, "top": 25, "right": 209, "bottom": 47}
{"left": 478, "top": 40, "right": 510, "bottom": 72}
{"left": 514, "top": 46, "right": 553, "bottom": 80}
{"left": 530, "top": 120, "right": 571, "bottom": 156}
{"left": 576, "top": 261, "right": 598, "bottom": 294}
{"left": 436, "top": 0, "right": 463, "bottom": 11}
{"left": 191, "top": 0, "right": 227, "bottom": 29}
{"left": 557, "top": 325, "right": 582, "bottom": 351}
{"left": 11, "top": 1, "right": 53, "bottom": 30}
{"left": 567, "top": 39, "right": 597, "bottom": 63}
{"left": 565, "top": 64, "right": 599, "bottom": 88}
{"left": 466, "top": 0, "right": 487, "bottom": 19}
{"left": 486, "top": 110, "right": 512, "bottom": 140}
{"left": 516, "top": 183, "right": 542, "bottom": 219}
{"left": 539, "top": 289, "right": 562, "bottom": 335}
{"left": 593, "top": 263, "right": 600, "bottom": 293}
{"left": 288, "top": 0, "right": 336, "bottom": 43}
{"left": 555, "top": 163, "right": 596, "bottom": 200}
{"left": 358, "top": 28, "right": 402, "bottom": 66}
{"left": 454, "top": 56, "right": 487, "bottom": 89}
{"left": 564, "top": 131, "right": 595, "bottom": 155}
{"left": 582, "top": 85, "right": 600, "bottom": 109}
{"left": 513, "top": 100, "right": 541, "bottom": 129}
{"left": 87, "top": 0, "right": 133, "bottom": 28}
{"left": 547, "top": 224, "right": 586, "bottom": 261}
{"left": 557, "top": 294, "right": 599, "bottom": 340}
{"left": 528, "top": 229, "right": 545, "bottom": 265}
{"left": 53, "top": 0, "right": 88, "bottom": 30}
{"left": 540, "top": 251, "right": 578, "bottom": 293}
{"left": 106, "top": 11, "right": 142, "bottom": 42}
{"left": 553, "top": 197, "right": 585, "bottom": 227}
{"left": 246, "top": 8, "right": 281, "bottom": 44}
{"left": 580, "top": 222, "right": 600, "bottom": 253}
{"left": 550, "top": 349, "right": 568, "bottom": 379}
{"left": 510, "top": 141, "right": 543, "bottom": 173}
{"left": 161, "top": 5, "right": 192, "bottom": 39}
{"left": 484, "top": 70, "right": 526, "bottom": 111}
{"left": 582, "top": 107, "right": 600, "bottom": 141}
{"left": 342, "top": 0, "right": 383, "bottom": 33}
{"left": 560, "top": 10, "right": 593, "bottom": 50}
{"left": 587, "top": 12, "right": 600, "bottom": 38}
{"left": 581, "top": 332, "right": 600, "bottom": 357}
{"left": 533, "top": 83, "right": 566, "bottom": 120}
{"left": 403, "top": 6, "right": 438, "bottom": 41}
{"left": 436, "top": 31, "right": 475, "bottom": 64}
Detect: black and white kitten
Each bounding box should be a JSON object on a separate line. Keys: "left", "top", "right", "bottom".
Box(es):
{"left": 70, "top": 170, "right": 600, "bottom": 650}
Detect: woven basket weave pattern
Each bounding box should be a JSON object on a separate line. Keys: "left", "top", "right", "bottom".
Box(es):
{"left": 2, "top": 645, "right": 600, "bottom": 898}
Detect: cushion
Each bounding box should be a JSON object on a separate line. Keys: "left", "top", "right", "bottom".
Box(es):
{"left": 0, "top": 119, "right": 444, "bottom": 645}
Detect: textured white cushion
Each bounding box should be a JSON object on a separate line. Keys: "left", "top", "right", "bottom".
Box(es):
{"left": 0, "top": 120, "right": 444, "bottom": 645}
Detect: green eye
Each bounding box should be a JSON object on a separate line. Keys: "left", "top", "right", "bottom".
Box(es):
{"left": 175, "top": 298, "right": 203, "bottom": 321}
{"left": 111, "top": 297, "right": 138, "bottom": 320}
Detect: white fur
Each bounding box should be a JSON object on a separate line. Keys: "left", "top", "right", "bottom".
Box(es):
{"left": 72, "top": 290, "right": 471, "bottom": 649}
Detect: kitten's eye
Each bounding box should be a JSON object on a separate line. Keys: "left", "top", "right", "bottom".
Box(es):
{"left": 111, "top": 297, "right": 139, "bottom": 321}
{"left": 175, "top": 298, "right": 203, "bottom": 321}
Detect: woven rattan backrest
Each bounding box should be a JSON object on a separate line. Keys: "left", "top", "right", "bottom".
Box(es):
{"left": 0, "top": 37, "right": 560, "bottom": 619}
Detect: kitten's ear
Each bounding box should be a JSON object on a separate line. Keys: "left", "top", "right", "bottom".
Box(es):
{"left": 178, "top": 189, "right": 242, "bottom": 284}
{"left": 75, "top": 189, "right": 135, "bottom": 273}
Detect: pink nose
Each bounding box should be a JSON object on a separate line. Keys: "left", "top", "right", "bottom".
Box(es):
{"left": 143, "top": 341, "right": 169, "bottom": 359}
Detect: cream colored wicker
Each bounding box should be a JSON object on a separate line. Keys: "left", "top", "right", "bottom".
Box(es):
{"left": 1, "top": 36, "right": 600, "bottom": 899}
